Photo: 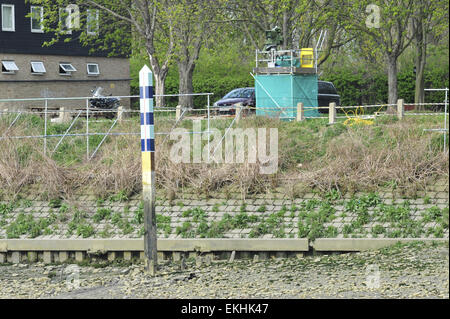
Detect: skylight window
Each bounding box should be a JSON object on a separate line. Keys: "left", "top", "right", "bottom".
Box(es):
{"left": 87, "top": 63, "right": 99, "bottom": 75}
{"left": 59, "top": 63, "right": 77, "bottom": 75}
{"left": 31, "top": 61, "right": 46, "bottom": 74}
{"left": 1, "top": 60, "right": 19, "bottom": 74}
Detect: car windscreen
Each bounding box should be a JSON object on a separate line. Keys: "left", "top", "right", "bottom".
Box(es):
{"left": 318, "top": 82, "right": 337, "bottom": 95}
{"left": 224, "top": 89, "right": 254, "bottom": 99}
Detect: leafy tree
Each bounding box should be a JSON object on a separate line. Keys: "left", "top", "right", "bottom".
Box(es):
{"left": 411, "top": 0, "right": 449, "bottom": 106}
{"left": 31, "top": 0, "right": 448, "bottom": 107}
{"left": 34, "top": 0, "right": 175, "bottom": 107}
{"left": 171, "top": 0, "right": 222, "bottom": 108}
{"left": 227, "top": 0, "right": 353, "bottom": 67}
{"left": 342, "top": 1, "right": 415, "bottom": 104}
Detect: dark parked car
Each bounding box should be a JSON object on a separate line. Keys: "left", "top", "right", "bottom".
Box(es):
{"left": 317, "top": 81, "right": 341, "bottom": 113}
{"left": 213, "top": 87, "right": 255, "bottom": 114}
{"left": 213, "top": 81, "right": 340, "bottom": 114}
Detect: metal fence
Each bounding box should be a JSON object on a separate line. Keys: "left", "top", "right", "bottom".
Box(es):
{"left": 423, "top": 88, "right": 449, "bottom": 152}
{"left": 0, "top": 93, "right": 215, "bottom": 160}
{"left": 1, "top": 92, "right": 449, "bottom": 161}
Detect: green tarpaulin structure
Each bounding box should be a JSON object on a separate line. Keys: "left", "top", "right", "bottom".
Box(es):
{"left": 255, "top": 74, "right": 319, "bottom": 119}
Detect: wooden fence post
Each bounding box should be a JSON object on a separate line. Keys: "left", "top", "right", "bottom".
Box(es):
{"left": 176, "top": 105, "right": 181, "bottom": 121}
{"left": 117, "top": 106, "right": 124, "bottom": 122}
{"left": 139, "top": 65, "right": 157, "bottom": 276}
{"left": 235, "top": 103, "right": 242, "bottom": 124}
{"left": 397, "top": 99, "right": 404, "bottom": 120}
{"left": 329, "top": 102, "right": 336, "bottom": 125}
{"left": 296, "top": 102, "right": 304, "bottom": 122}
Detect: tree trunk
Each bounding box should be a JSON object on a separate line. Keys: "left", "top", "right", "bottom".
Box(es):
{"left": 282, "top": 11, "right": 289, "bottom": 50}
{"left": 414, "top": 20, "right": 427, "bottom": 109}
{"left": 387, "top": 54, "right": 398, "bottom": 105}
{"left": 154, "top": 73, "right": 166, "bottom": 108}
{"left": 415, "top": 54, "right": 426, "bottom": 108}
{"left": 178, "top": 61, "right": 195, "bottom": 108}
{"left": 147, "top": 53, "right": 169, "bottom": 108}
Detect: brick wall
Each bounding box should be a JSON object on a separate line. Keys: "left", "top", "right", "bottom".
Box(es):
{"left": 0, "top": 53, "right": 130, "bottom": 109}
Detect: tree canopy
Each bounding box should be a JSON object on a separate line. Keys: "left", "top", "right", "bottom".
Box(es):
{"left": 34, "top": 0, "right": 449, "bottom": 106}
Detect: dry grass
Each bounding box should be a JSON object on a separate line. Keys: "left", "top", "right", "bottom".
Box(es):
{"left": 297, "top": 122, "right": 449, "bottom": 195}
{"left": 0, "top": 113, "right": 448, "bottom": 200}
{"left": 0, "top": 138, "right": 72, "bottom": 199}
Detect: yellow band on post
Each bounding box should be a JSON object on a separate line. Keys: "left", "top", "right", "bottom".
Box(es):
{"left": 142, "top": 152, "right": 153, "bottom": 187}
{"left": 142, "top": 152, "right": 152, "bottom": 172}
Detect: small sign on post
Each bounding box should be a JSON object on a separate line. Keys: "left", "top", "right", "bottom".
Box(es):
{"left": 139, "top": 65, "right": 157, "bottom": 275}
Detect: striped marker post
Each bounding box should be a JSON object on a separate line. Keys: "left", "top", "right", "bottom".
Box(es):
{"left": 139, "top": 65, "right": 157, "bottom": 275}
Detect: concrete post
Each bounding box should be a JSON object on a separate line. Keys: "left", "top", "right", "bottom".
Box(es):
{"left": 0, "top": 252, "right": 6, "bottom": 264}
{"left": 329, "top": 102, "right": 336, "bottom": 125}
{"left": 75, "top": 251, "right": 84, "bottom": 262}
{"left": 11, "top": 251, "right": 20, "bottom": 264}
{"left": 26, "top": 252, "right": 37, "bottom": 262}
{"left": 397, "top": 99, "right": 404, "bottom": 120}
{"left": 176, "top": 105, "right": 181, "bottom": 121}
{"left": 228, "top": 250, "right": 236, "bottom": 263}
{"left": 172, "top": 252, "right": 181, "bottom": 262}
{"left": 107, "top": 252, "right": 116, "bottom": 261}
{"left": 59, "top": 251, "right": 69, "bottom": 263}
{"left": 43, "top": 251, "right": 53, "bottom": 264}
{"left": 124, "top": 251, "right": 132, "bottom": 261}
{"left": 296, "top": 102, "right": 304, "bottom": 122}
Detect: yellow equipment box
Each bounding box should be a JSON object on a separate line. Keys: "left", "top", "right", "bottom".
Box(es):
{"left": 300, "top": 48, "right": 314, "bottom": 68}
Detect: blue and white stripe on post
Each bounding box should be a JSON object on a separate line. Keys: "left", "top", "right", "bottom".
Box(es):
{"left": 139, "top": 65, "right": 155, "bottom": 153}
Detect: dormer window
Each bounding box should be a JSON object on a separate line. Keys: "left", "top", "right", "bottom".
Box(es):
{"left": 86, "top": 9, "right": 99, "bottom": 35}
{"left": 1, "top": 4, "right": 15, "bottom": 32}
{"left": 58, "top": 4, "right": 80, "bottom": 34}
{"left": 31, "top": 61, "right": 46, "bottom": 75}
{"left": 31, "top": 6, "right": 44, "bottom": 33}
{"left": 59, "top": 7, "right": 73, "bottom": 34}
{"left": 59, "top": 63, "right": 77, "bottom": 76}
{"left": 1, "top": 60, "right": 19, "bottom": 74}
